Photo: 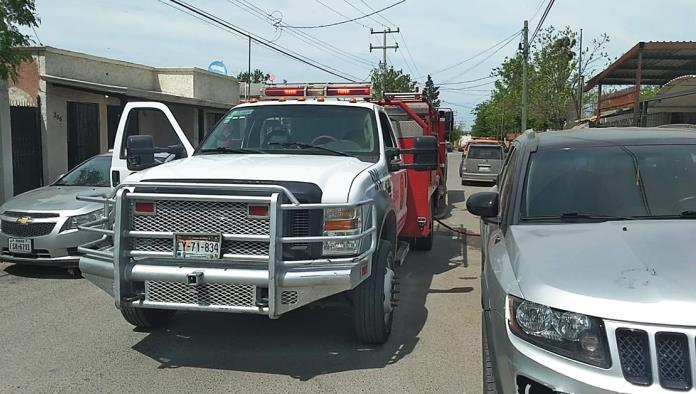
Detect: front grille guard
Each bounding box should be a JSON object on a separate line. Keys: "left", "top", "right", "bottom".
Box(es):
{"left": 77, "top": 181, "right": 377, "bottom": 317}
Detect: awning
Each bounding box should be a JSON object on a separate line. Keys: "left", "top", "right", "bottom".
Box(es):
{"left": 42, "top": 74, "right": 234, "bottom": 110}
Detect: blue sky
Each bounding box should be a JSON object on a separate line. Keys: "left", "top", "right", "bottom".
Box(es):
{"left": 23, "top": 0, "right": 695, "bottom": 127}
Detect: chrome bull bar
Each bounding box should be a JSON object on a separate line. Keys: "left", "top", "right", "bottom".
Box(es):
{"left": 77, "top": 181, "right": 377, "bottom": 318}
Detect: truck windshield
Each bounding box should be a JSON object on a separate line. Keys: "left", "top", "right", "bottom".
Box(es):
{"left": 198, "top": 105, "right": 379, "bottom": 161}
{"left": 521, "top": 144, "right": 696, "bottom": 220}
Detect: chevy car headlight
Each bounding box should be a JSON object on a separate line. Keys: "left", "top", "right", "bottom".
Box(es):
{"left": 61, "top": 209, "right": 105, "bottom": 232}
{"left": 508, "top": 296, "right": 611, "bottom": 368}
{"left": 322, "top": 207, "right": 362, "bottom": 256}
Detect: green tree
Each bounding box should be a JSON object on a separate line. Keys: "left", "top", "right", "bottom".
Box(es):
{"left": 370, "top": 66, "right": 417, "bottom": 99}
{"left": 236, "top": 69, "right": 270, "bottom": 83}
{"left": 422, "top": 74, "right": 440, "bottom": 107}
{"left": 1, "top": 0, "right": 39, "bottom": 81}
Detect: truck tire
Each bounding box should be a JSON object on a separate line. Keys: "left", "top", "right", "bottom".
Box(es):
{"left": 483, "top": 318, "right": 499, "bottom": 393}
{"left": 353, "top": 240, "right": 394, "bottom": 344}
{"left": 120, "top": 306, "right": 176, "bottom": 329}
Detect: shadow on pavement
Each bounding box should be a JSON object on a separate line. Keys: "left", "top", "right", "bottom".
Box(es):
{"left": 131, "top": 233, "right": 465, "bottom": 381}
{"left": 2, "top": 263, "right": 78, "bottom": 280}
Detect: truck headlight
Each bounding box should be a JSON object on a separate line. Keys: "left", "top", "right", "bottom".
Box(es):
{"left": 61, "top": 209, "right": 105, "bottom": 232}
{"left": 508, "top": 296, "right": 611, "bottom": 368}
{"left": 322, "top": 207, "right": 362, "bottom": 256}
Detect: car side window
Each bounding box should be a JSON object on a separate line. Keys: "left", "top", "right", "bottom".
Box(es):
{"left": 378, "top": 112, "right": 397, "bottom": 149}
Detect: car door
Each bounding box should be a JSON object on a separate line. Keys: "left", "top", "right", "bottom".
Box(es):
{"left": 110, "top": 102, "right": 194, "bottom": 187}
{"left": 379, "top": 111, "right": 408, "bottom": 231}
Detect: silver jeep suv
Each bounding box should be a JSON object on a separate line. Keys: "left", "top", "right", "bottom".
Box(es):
{"left": 468, "top": 128, "right": 696, "bottom": 393}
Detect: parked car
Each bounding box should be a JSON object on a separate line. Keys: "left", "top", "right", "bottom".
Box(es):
{"left": 0, "top": 153, "right": 110, "bottom": 271}
{"left": 468, "top": 128, "right": 696, "bottom": 393}
{"left": 446, "top": 141, "right": 453, "bottom": 152}
{"left": 459, "top": 142, "right": 504, "bottom": 184}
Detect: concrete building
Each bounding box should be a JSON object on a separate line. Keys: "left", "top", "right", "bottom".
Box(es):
{"left": 2, "top": 47, "right": 239, "bottom": 201}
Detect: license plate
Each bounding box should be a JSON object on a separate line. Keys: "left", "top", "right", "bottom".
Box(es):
{"left": 478, "top": 166, "right": 491, "bottom": 172}
{"left": 9, "top": 238, "right": 32, "bottom": 254}
{"left": 174, "top": 234, "right": 221, "bottom": 259}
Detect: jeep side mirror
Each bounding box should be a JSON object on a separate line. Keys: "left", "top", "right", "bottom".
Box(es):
{"left": 126, "top": 135, "right": 157, "bottom": 171}
{"left": 466, "top": 192, "right": 499, "bottom": 218}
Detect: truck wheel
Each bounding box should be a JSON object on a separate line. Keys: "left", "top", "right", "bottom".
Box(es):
{"left": 483, "top": 317, "right": 499, "bottom": 393}
{"left": 120, "top": 305, "right": 175, "bottom": 329}
{"left": 353, "top": 240, "right": 394, "bottom": 344}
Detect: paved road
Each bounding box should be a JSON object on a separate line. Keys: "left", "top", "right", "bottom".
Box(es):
{"left": 0, "top": 152, "right": 491, "bottom": 393}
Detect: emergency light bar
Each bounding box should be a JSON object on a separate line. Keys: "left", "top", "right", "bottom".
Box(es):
{"left": 261, "top": 83, "right": 371, "bottom": 98}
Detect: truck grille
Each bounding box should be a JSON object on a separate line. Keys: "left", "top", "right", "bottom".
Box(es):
{"left": 616, "top": 328, "right": 694, "bottom": 390}
{"left": 145, "top": 280, "right": 256, "bottom": 308}
{"left": 1, "top": 220, "right": 56, "bottom": 237}
{"left": 130, "top": 200, "right": 270, "bottom": 235}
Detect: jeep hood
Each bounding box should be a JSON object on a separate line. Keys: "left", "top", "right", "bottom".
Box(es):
{"left": 509, "top": 221, "right": 696, "bottom": 326}
{"left": 137, "top": 154, "right": 373, "bottom": 202}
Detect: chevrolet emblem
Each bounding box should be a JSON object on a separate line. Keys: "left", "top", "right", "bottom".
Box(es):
{"left": 16, "top": 216, "right": 33, "bottom": 225}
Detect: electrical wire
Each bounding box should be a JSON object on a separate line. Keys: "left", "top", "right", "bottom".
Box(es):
{"left": 280, "top": 0, "right": 405, "bottom": 29}
{"left": 438, "top": 75, "right": 496, "bottom": 85}
{"left": 228, "top": 0, "right": 374, "bottom": 69}
{"left": 530, "top": 0, "right": 555, "bottom": 44}
{"left": 313, "top": 0, "right": 370, "bottom": 29}
{"left": 441, "top": 32, "right": 522, "bottom": 83}
{"left": 427, "top": 31, "right": 521, "bottom": 78}
{"left": 440, "top": 81, "right": 495, "bottom": 91}
{"left": 166, "top": 0, "right": 361, "bottom": 82}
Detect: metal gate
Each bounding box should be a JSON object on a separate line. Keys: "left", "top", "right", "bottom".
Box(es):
{"left": 10, "top": 106, "right": 43, "bottom": 195}
{"left": 67, "top": 102, "right": 100, "bottom": 169}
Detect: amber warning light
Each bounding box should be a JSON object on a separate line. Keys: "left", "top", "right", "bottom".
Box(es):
{"left": 262, "top": 84, "right": 371, "bottom": 98}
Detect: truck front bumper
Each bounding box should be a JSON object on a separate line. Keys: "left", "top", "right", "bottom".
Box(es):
{"left": 80, "top": 254, "right": 371, "bottom": 316}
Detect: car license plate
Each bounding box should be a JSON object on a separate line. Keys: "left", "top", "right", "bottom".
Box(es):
{"left": 478, "top": 166, "right": 491, "bottom": 172}
{"left": 174, "top": 234, "right": 221, "bottom": 259}
{"left": 9, "top": 238, "right": 32, "bottom": 254}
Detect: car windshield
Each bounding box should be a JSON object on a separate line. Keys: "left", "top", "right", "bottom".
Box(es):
{"left": 521, "top": 144, "right": 696, "bottom": 220}
{"left": 54, "top": 155, "right": 111, "bottom": 187}
{"left": 467, "top": 145, "right": 502, "bottom": 160}
{"left": 197, "top": 105, "right": 379, "bottom": 160}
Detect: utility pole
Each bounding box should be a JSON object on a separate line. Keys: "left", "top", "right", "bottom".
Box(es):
{"left": 577, "top": 28, "right": 584, "bottom": 120}
{"left": 370, "top": 28, "right": 399, "bottom": 96}
{"left": 246, "top": 37, "right": 251, "bottom": 100}
{"left": 521, "top": 20, "right": 529, "bottom": 132}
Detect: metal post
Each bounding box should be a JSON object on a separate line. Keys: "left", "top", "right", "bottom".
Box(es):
{"left": 521, "top": 20, "right": 529, "bottom": 132}
{"left": 0, "top": 78, "right": 12, "bottom": 202}
{"left": 577, "top": 29, "right": 583, "bottom": 120}
{"left": 596, "top": 84, "right": 602, "bottom": 127}
{"left": 633, "top": 46, "right": 643, "bottom": 127}
{"left": 247, "top": 36, "right": 251, "bottom": 100}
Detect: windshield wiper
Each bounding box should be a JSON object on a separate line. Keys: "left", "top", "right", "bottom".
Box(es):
{"left": 198, "top": 147, "right": 263, "bottom": 155}
{"left": 521, "top": 212, "right": 636, "bottom": 222}
{"left": 642, "top": 211, "right": 696, "bottom": 220}
{"left": 267, "top": 142, "right": 351, "bottom": 157}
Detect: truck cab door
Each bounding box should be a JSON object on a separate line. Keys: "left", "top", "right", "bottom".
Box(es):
{"left": 110, "top": 102, "right": 194, "bottom": 187}
{"left": 379, "top": 112, "right": 408, "bottom": 232}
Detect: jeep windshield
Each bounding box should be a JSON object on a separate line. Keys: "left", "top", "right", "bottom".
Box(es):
{"left": 197, "top": 104, "right": 379, "bottom": 161}
{"left": 520, "top": 144, "right": 696, "bottom": 221}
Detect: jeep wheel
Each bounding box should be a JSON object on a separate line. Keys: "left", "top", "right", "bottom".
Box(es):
{"left": 120, "top": 305, "right": 176, "bottom": 329}
{"left": 353, "top": 240, "right": 395, "bottom": 344}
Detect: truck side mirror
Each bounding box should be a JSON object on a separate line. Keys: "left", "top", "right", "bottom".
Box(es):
{"left": 126, "top": 135, "right": 157, "bottom": 171}
{"left": 466, "top": 192, "right": 499, "bottom": 218}
{"left": 411, "top": 136, "right": 438, "bottom": 171}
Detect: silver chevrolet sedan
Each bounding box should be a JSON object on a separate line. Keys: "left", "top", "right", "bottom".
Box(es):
{"left": 0, "top": 153, "right": 110, "bottom": 270}
{"left": 467, "top": 128, "right": 696, "bottom": 393}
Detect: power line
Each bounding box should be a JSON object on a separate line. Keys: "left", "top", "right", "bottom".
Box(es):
{"left": 529, "top": 0, "right": 546, "bottom": 23}
{"left": 441, "top": 32, "right": 521, "bottom": 83}
{"left": 166, "top": 0, "right": 361, "bottom": 81}
{"left": 530, "top": 0, "right": 555, "bottom": 43}
{"left": 440, "top": 81, "right": 494, "bottom": 91}
{"left": 426, "top": 31, "right": 521, "bottom": 78}
{"left": 314, "top": 0, "right": 370, "bottom": 29}
{"left": 438, "top": 75, "right": 496, "bottom": 85}
{"left": 228, "top": 0, "right": 374, "bottom": 68}
{"left": 281, "top": 0, "right": 405, "bottom": 29}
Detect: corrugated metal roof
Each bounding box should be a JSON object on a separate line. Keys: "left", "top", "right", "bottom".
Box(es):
{"left": 584, "top": 42, "right": 696, "bottom": 91}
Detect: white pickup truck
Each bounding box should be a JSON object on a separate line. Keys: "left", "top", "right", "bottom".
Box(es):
{"left": 78, "top": 88, "right": 437, "bottom": 344}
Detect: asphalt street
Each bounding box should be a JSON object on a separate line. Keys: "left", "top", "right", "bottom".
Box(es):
{"left": 0, "top": 152, "right": 492, "bottom": 393}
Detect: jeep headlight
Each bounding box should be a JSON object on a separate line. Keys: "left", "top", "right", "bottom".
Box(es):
{"left": 322, "top": 207, "right": 362, "bottom": 256}
{"left": 61, "top": 209, "right": 105, "bottom": 232}
{"left": 508, "top": 296, "right": 611, "bottom": 368}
